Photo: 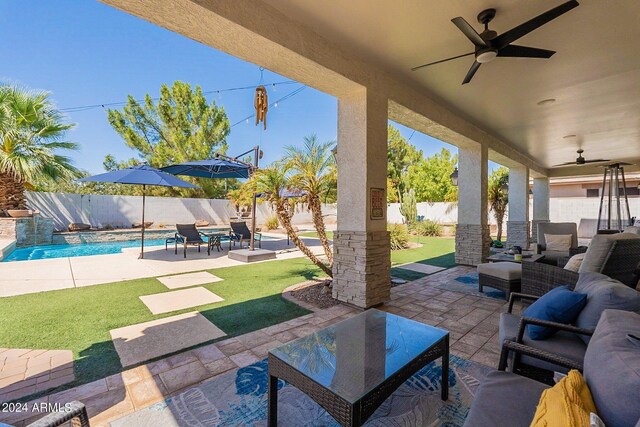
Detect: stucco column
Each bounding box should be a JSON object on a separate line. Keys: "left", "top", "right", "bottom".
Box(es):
{"left": 506, "top": 165, "right": 530, "bottom": 249}
{"left": 455, "top": 144, "right": 490, "bottom": 265}
{"left": 332, "top": 88, "right": 390, "bottom": 308}
{"left": 531, "top": 177, "right": 550, "bottom": 243}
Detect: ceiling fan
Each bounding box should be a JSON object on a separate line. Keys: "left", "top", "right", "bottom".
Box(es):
{"left": 553, "top": 149, "right": 611, "bottom": 167}
{"left": 412, "top": 0, "right": 579, "bottom": 84}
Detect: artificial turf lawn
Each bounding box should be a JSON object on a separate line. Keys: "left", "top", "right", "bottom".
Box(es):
{"left": 0, "top": 236, "right": 454, "bottom": 398}
{"left": 0, "top": 257, "right": 317, "bottom": 396}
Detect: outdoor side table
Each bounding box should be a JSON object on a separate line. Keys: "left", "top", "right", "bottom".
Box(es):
{"left": 205, "top": 233, "right": 223, "bottom": 254}
{"left": 268, "top": 309, "right": 449, "bottom": 426}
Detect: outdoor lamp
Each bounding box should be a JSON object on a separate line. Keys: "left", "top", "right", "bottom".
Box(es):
{"left": 450, "top": 167, "right": 458, "bottom": 186}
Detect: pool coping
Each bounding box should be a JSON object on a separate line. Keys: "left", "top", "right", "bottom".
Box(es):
{"left": 0, "top": 239, "right": 16, "bottom": 261}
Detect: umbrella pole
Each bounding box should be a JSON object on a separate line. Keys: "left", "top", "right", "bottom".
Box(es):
{"left": 140, "top": 184, "right": 146, "bottom": 259}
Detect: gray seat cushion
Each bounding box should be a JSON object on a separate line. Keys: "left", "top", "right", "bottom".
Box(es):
{"left": 574, "top": 272, "right": 640, "bottom": 343}
{"left": 579, "top": 232, "right": 640, "bottom": 273}
{"left": 584, "top": 309, "right": 640, "bottom": 427}
{"left": 499, "top": 312, "right": 587, "bottom": 373}
{"left": 463, "top": 370, "right": 548, "bottom": 427}
{"left": 477, "top": 262, "right": 522, "bottom": 280}
{"left": 624, "top": 226, "right": 640, "bottom": 235}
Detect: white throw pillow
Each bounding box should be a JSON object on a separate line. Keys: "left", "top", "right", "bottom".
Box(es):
{"left": 545, "top": 234, "right": 572, "bottom": 251}
{"left": 564, "top": 253, "right": 585, "bottom": 272}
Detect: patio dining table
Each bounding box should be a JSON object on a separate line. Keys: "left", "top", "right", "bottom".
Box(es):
{"left": 268, "top": 309, "right": 449, "bottom": 426}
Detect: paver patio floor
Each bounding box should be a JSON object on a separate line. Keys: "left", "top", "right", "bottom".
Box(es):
{"left": 1, "top": 266, "right": 520, "bottom": 427}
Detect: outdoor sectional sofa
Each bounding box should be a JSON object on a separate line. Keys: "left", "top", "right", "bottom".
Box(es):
{"left": 464, "top": 309, "right": 640, "bottom": 427}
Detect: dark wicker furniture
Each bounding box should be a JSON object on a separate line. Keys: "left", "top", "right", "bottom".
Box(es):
{"left": 521, "top": 261, "right": 580, "bottom": 296}
{"left": 26, "top": 401, "right": 89, "bottom": 427}
{"left": 268, "top": 309, "right": 449, "bottom": 426}
{"left": 478, "top": 272, "right": 521, "bottom": 301}
{"left": 174, "top": 224, "right": 222, "bottom": 257}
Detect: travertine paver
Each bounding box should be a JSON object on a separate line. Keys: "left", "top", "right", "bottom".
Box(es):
{"left": 396, "top": 262, "right": 446, "bottom": 275}
{"left": 139, "top": 287, "right": 223, "bottom": 314}
{"left": 110, "top": 312, "right": 226, "bottom": 367}
{"left": 1, "top": 265, "right": 520, "bottom": 427}
{"left": 157, "top": 271, "right": 223, "bottom": 289}
{"left": 0, "top": 348, "right": 74, "bottom": 402}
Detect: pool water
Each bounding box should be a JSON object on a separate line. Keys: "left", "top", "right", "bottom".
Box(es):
{"left": 1, "top": 234, "right": 254, "bottom": 262}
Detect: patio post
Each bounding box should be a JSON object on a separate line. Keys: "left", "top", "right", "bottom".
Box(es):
{"left": 506, "top": 165, "right": 530, "bottom": 249}
{"left": 332, "top": 87, "right": 391, "bottom": 309}
{"left": 455, "top": 144, "right": 490, "bottom": 265}
{"left": 531, "top": 177, "right": 550, "bottom": 243}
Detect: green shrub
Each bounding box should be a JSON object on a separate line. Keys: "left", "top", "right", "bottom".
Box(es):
{"left": 388, "top": 223, "right": 410, "bottom": 250}
{"left": 263, "top": 215, "right": 280, "bottom": 231}
{"left": 411, "top": 219, "right": 442, "bottom": 237}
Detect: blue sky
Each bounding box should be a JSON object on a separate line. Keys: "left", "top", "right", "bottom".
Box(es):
{"left": 1, "top": 0, "right": 460, "bottom": 175}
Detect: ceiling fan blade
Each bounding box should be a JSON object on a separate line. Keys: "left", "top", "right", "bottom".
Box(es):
{"left": 451, "top": 17, "right": 487, "bottom": 47}
{"left": 497, "top": 45, "right": 556, "bottom": 58}
{"left": 462, "top": 61, "right": 481, "bottom": 85}
{"left": 583, "top": 159, "right": 610, "bottom": 163}
{"left": 552, "top": 161, "right": 580, "bottom": 167}
{"left": 411, "top": 52, "right": 475, "bottom": 71}
{"left": 493, "top": 0, "right": 579, "bottom": 49}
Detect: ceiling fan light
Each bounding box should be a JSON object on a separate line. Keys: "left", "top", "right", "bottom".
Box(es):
{"left": 476, "top": 49, "right": 498, "bottom": 63}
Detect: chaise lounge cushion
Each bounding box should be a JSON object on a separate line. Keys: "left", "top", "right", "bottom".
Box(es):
{"left": 463, "top": 370, "right": 549, "bottom": 427}
{"left": 574, "top": 272, "right": 640, "bottom": 344}
{"left": 584, "top": 309, "right": 640, "bottom": 427}
{"left": 500, "top": 313, "right": 587, "bottom": 373}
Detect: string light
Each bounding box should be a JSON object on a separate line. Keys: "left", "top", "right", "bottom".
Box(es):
{"left": 58, "top": 80, "right": 298, "bottom": 113}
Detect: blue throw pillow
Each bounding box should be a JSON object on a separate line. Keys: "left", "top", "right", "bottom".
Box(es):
{"left": 523, "top": 285, "right": 587, "bottom": 340}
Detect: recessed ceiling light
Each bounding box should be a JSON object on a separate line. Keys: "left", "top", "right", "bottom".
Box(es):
{"left": 563, "top": 134, "right": 577, "bottom": 139}
{"left": 537, "top": 98, "right": 556, "bottom": 106}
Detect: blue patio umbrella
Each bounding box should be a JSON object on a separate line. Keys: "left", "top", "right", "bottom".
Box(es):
{"left": 161, "top": 158, "right": 253, "bottom": 179}
{"left": 79, "top": 165, "right": 199, "bottom": 258}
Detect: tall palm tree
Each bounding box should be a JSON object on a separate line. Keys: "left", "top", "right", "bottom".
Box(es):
{"left": 488, "top": 167, "right": 509, "bottom": 242}
{"left": 284, "top": 135, "right": 336, "bottom": 267}
{"left": 0, "top": 85, "right": 80, "bottom": 211}
{"left": 252, "top": 163, "right": 332, "bottom": 277}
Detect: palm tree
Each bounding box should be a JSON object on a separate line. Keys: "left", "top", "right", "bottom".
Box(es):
{"left": 0, "top": 85, "right": 80, "bottom": 211}
{"left": 252, "top": 163, "right": 332, "bottom": 277}
{"left": 284, "top": 135, "right": 336, "bottom": 267}
{"left": 488, "top": 167, "right": 509, "bottom": 242}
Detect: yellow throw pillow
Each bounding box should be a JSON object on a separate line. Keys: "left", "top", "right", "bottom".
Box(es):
{"left": 545, "top": 234, "right": 573, "bottom": 251}
{"left": 530, "top": 370, "right": 597, "bottom": 427}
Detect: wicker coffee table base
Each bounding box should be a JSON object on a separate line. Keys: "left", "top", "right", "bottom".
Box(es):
{"left": 268, "top": 335, "right": 449, "bottom": 426}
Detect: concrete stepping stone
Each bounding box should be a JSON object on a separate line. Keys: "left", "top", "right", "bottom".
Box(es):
{"left": 397, "top": 263, "right": 446, "bottom": 275}
{"left": 110, "top": 312, "right": 226, "bottom": 367}
{"left": 0, "top": 348, "right": 74, "bottom": 401}
{"left": 157, "top": 271, "right": 223, "bottom": 289}
{"left": 140, "top": 287, "right": 224, "bottom": 315}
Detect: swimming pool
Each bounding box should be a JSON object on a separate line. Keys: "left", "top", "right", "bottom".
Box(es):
{"left": 2, "top": 234, "right": 268, "bottom": 262}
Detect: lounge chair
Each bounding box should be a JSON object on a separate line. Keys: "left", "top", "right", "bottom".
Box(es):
{"left": 229, "top": 221, "right": 262, "bottom": 249}
{"left": 175, "top": 223, "right": 209, "bottom": 258}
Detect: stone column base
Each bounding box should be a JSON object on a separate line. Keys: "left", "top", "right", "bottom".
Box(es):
{"left": 455, "top": 224, "right": 490, "bottom": 266}
{"left": 332, "top": 230, "right": 391, "bottom": 308}
{"left": 506, "top": 221, "right": 530, "bottom": 249}
{"left": 530, "top": 219, "right": 550, "bottom": 244}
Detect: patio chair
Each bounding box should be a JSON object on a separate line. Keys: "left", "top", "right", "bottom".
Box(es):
{"left": 175, "top": 223, "right": 208, "bottom": 258}
{"left": 536, "top": 222, "right": 583, "bottom": 265}
{"left": 229, "top": 221, "right": 262, "bottom": 249}
{"left": 522, "top": 232, "right": 640, "bottom": 296}
{"left": 26, "top": 400, "right": 89, "bottom": 426}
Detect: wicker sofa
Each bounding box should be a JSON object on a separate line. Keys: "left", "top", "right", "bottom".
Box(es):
{"left": 500, "top": 272, "right": 640, "bottom": 383}
{"left": 522, "top": 231, "right": 640, "bottom": 296}
{"left": 465, "top": 309, "right": 640, "bottom": 427}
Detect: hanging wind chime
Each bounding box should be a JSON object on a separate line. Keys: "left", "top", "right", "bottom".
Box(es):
{"left": 254, "top": 85, "right": 268, "bottom": 130}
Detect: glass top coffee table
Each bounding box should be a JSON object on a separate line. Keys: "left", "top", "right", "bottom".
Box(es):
{"left": 268, "top": 309, "right": 449, "bottom": 426}
{"left": 487, "top": 251, "right": 545, "bottom": 263}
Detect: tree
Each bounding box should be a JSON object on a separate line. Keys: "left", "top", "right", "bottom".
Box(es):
{"left": 387, "top": 124, "right": 422, "bottom": 202}
{"left": 284, "top": 135, "right": 336, "bottom": 267}
{"left": 252, "top": 163, "right": 332, "bottom": 276}
{"left": 406, "top": 148, "right": 458, "bottom": 202}
{"left": 488, "top": 167, "right": 509, "bottom": 241}
{"left": 106, "top": 81, "right": 231, "bottom": 198}
{"left": 0, "top": 85, "right": 80, "bottom": 211}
